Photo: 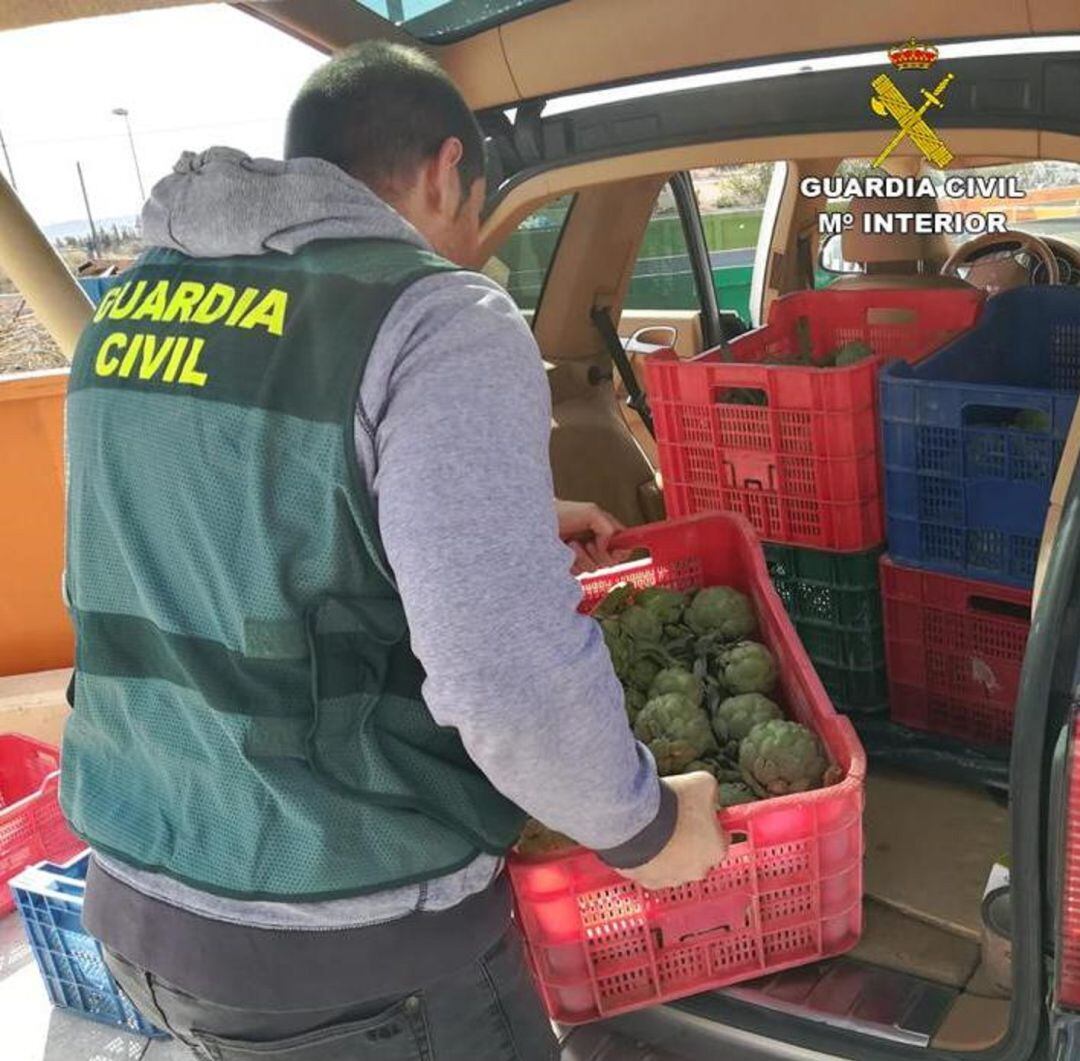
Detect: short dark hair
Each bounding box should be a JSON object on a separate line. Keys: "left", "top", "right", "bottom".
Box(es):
{"left": 285, "top": 41, "right": 485, "bottom": 201}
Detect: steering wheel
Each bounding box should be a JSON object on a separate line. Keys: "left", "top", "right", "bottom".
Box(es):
{"left": 942, "top": 230, "right": 1060, "bottom": 294}
{"left": 1040, "top": 235, "right": 1080, "bottom": 285}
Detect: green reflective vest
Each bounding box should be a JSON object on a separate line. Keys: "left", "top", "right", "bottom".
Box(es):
{"left": 60, "top": 238, "right": 526, "bottom": 901}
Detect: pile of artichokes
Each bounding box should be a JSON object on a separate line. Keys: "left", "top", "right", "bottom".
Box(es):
{"left": 597, "top": 581, "right": 832, "bottom": 803}
{"left": 515, "top": 581, "right": 839, "bottom": 857}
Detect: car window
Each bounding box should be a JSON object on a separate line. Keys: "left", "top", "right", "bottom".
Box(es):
{"left": 351, "top": 0, "right": 551, "bottom": 42}
{"left": 817, "top": 158, "right": 1080, "bottom": 280}
{"left": 623, "top": 183, "right": 697, "bottom": 312}
{"left": 815, "top": 158, "right": 874, "bottom": 286}
{"left": 690, "top": 164, "right": 769, "bottom": 319}
{"left": 486, "top": 194, "right": 574, "bottom": 315}
{"left": 941, "top": 161, "right": 1080, "bottom": 248}
{"left": 624, "top": 166, "right": 768, "bottom": 321}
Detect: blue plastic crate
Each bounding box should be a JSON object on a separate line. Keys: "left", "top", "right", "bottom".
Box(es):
{"left": 881, "top": 286, "right": 1080, "bottom": 586}
{"left": 9, "top": 852, "right": 167, "bottom": 1038}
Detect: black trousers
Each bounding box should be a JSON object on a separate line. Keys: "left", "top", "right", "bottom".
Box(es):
{"left": 104, "top": 926, "right": 559, "bottom": 1060}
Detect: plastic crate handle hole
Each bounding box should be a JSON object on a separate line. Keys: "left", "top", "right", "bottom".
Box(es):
{"left": 650, "top": 888, "right": 754, "bottom": 949}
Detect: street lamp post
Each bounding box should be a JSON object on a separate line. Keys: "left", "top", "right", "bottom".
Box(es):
{"left": 76, "top": 161, "right": 101, "bottom": 259}
{"left": 111, "top": 107, "right": 146, "bottom": 206}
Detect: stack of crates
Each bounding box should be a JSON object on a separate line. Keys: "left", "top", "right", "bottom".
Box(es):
{"left": 643, "top": 287, "right": 984, "bottom": 715}
{"left": 878, "top": 286, "right": 1080, "bottom": 747}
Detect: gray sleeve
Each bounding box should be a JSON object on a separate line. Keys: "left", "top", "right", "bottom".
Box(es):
{"left": 358, "top": 273, "right": 675, "bottom": 864}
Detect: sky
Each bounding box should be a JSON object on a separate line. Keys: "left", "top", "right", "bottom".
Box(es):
{"left": 0, "top": 4, "right": 326, "bottom": 230}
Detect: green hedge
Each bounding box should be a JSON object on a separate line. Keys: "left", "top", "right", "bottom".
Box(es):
{"left": 501, "top": 207, "right": 764, "bottom": 318}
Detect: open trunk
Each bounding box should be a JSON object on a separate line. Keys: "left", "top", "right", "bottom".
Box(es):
{"left": 460, "top": 33, "right": 1080, "bottom": 1059}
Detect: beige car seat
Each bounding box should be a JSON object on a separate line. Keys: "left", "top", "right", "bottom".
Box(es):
{"left": 830, "top": 195, "right": 973, "bottom": 291}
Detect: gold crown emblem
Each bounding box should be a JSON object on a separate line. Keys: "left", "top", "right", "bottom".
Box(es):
{"left": 888, "top": 38, "right": 939, "bottom": 70}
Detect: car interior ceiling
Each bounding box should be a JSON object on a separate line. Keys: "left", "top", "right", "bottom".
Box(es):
{"left": 482, "top": 144, "right": 1080, "bottom": 1053}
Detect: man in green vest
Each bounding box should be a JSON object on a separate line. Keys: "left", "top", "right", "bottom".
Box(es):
{"left": 61, "top": 40, "right": 725, "bottom": 1059}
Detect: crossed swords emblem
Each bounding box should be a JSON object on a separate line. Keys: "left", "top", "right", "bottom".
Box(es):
{"left": 870, "top": 71, "right": 955, "bottom": 168}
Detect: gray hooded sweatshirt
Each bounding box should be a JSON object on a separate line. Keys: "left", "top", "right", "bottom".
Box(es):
{"left": 87, "top": 148, "right": 675, "bottom": 1006}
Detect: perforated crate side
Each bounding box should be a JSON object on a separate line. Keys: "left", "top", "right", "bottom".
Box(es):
{"left": 881, "top": 287, "right": 1080, "bottom": 585}
{"left": 10, "top": 855, "right": 167, "bottom": 1038}
{"left": 0, "top": 736, "right": 82, "bottom": 916}
{"left": 760, "top": 544, "right": 886, "bottom": 712}
{"left": 642, "top": 286, "right": 988, "bottom": 552}
{"left": 881, "top": 556, "right": 1032, "bottom": 746}
{"left": 511, "top": 781, "right": 863, "bottom": 1024}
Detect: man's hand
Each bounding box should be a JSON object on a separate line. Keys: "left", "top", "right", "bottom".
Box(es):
{"left": 556, "top": 499, "right": 632, "bottom": 575}
{"left": 618, "top": 773, "right": 727, "bottom": 891}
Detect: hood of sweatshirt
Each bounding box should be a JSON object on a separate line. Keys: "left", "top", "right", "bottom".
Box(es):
{"left": 141, "top": 146, "right": 428, "bottom": 258}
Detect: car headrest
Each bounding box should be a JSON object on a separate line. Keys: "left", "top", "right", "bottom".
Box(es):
{"left": 841, "top": 194, "right": 938, "bottom": 265}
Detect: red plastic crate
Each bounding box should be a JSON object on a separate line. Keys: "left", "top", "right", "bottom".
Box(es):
{"left": 508, "top": 514, "right": 866, "bottom": 1024}
{"left": 880, "top": 556, "right": 1032, "bottom": 747}
{"left": 0, "top": 734, "right": 83, "bottom": 916}
{"left": 645, "top": 287, "right": 984, "bottom": 550}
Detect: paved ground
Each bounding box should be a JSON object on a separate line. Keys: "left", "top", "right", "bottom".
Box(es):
{"left": 0, "top": 911, "right": 187, "bottom": 1061}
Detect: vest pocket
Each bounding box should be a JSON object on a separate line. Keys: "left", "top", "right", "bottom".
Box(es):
{"left": 192, "top": 994, "right": 430, "bottom": 1060}
{"left": 302, "top": 597, "right": 409, "bottom": 794}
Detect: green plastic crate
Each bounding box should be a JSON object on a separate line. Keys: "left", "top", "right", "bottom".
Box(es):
{"left": 763, "top": 543, "right": 887, "bottom": 711}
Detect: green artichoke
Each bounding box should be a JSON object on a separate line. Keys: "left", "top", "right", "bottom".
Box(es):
{"left": 719, "top": 386, "right": 768, "bottom": 406}
{"left": 624, "top": 686, "right": 647, "bottom": 724}
{"left": 685, "top": 586, "right": 757, "bottom": 641}
{"left": 634, "top": 693, "right": 717, "bottom": 759}
{"left": 1014, "top": 409, "right": 1051, "bottom": 433}
{"left": 710, "top": 761, "right": 745, "bottom": 784}
{"left": 601, "top": 616, "right": 625, "bottom": 644}
{"left": 649, "top": 666, "right": 703, "bottom": 705}
{"left": 711, "top": 693, "right": 784, "bottom": 743}
{"left": 624, "top": 650, "right": 666, "bottom": 692}
{"left": 660, "top": 624, "right": 698, "bottom": 666}
{"left": 517, "top": 819, "right": 575, "bottom": 855}
{"left": 716, "top": 641, "right": 777, "bottom": 695}
{"left": 649, "top": 738, "right": 706, "bottom": 775}
{"left": 665, "top": 622, "right": 694, "bottom": 638}
{"left": 717, "top": 781, "right": 758, "bottom": 807}
{"left": 637, "top": 586, "right": 687, "bottom": 625}
{"left": 620, "top": 605, "right": 664, "bottom": 645}
{"left": 592, "top": 582, "right": 634, "bottom": 619}
{"left": 831, "top": 340, "right": 874, "bottom": 367}
{"left": 681, "top": 759, "right": 717, "bottom": 776}
{"left": 601, "top": 619, "right": 632, "bottom": 676}
{"left": 739, "top": 720, "right": 828, "bottom": 796}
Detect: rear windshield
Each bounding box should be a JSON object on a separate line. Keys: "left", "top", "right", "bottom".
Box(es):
{"left": 353, "top": 0, "right": 562, "bottom": 41}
